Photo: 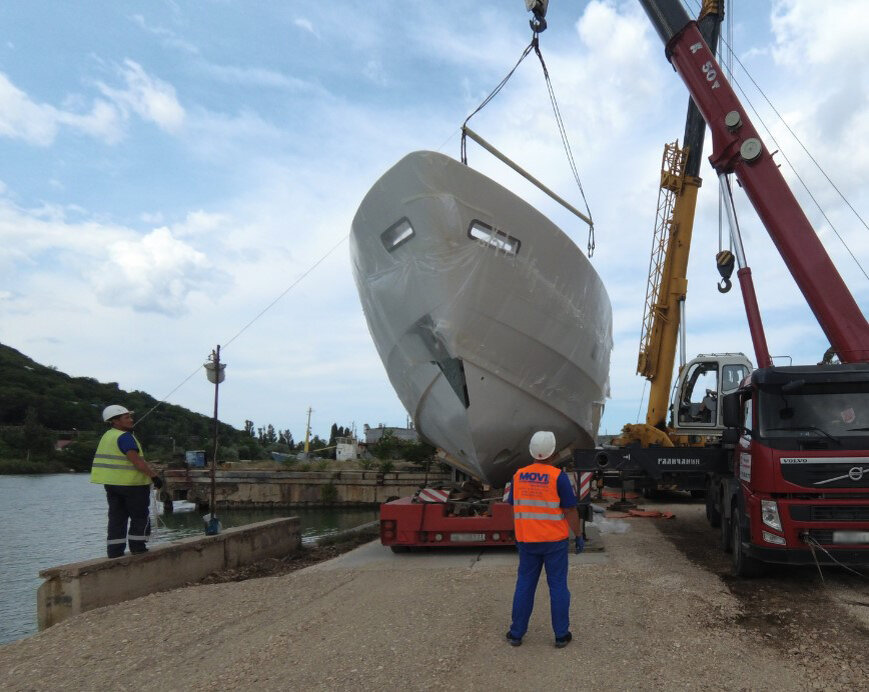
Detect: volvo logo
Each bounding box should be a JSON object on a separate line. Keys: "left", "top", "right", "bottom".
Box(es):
{"left": 814, "top": 466, "right": 869, "bottom": 485}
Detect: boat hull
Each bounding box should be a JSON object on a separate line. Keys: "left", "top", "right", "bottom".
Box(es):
{"left": 351, "top": 151, "right": 612, "bottom": 487}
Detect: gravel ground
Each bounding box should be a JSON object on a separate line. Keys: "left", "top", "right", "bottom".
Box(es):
{"left": 1, "top": 496, "right": 867, "bottom": 691}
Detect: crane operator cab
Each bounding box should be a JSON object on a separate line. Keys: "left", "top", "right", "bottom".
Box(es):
{"left": 672, "top": 354, "right": 752, "bottom": 434}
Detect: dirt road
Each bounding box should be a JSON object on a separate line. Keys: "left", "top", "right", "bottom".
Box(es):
{"left": 1, "top": 496, "right": 866, "bottom": 691}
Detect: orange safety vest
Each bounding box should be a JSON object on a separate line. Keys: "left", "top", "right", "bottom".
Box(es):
{"left": 512, "top": 462, "right": 569, "bottom": 542}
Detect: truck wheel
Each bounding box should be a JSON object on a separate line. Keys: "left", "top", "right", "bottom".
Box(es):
{"left": 690, "top": 489, "right": 706, "bottom": 500}
{"left": 705, "top": 485, "right": 721, "bottom": 528}
{"left": 731, "top": 513, "right": 763, "bottom": 578}
{"left": 720, "top": 509, "right": 731, "bottom": 553}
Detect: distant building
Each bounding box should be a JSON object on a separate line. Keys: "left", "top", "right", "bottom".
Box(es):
{"left": 335, "top": 436, "right": 361, "bottom": 461}
{"left": 363, "top": 423, "right": 418, "bottom": 445}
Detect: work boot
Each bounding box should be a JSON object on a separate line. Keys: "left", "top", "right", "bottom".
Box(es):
{"left": 555, "top": 632, "right": 572, "bottom": 648}
{"left": 505, "top": 631, "right": 522, "bottom": 647}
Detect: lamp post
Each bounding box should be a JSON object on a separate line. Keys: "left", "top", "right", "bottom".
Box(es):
{"left": 204, "top": 346, "right": 226, "bottom": 535}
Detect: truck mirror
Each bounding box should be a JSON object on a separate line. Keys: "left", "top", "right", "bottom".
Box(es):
{"left": 722, "top": 392, "right": 741, "bottom": 428}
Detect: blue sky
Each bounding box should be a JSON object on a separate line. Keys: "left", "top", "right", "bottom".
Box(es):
{"left": 1, "top": 1, "right": 867, "bottom": 442}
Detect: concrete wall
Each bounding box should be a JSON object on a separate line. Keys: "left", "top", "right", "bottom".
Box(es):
{"left": 37, "top": 517, "right": 300, "bottom": 631}
{"left": 169, "top": 470, "right": 451, "bottom": 508}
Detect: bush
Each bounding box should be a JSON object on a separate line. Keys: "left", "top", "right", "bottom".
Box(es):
{"left": 358, "top": 458, "right": 375, "bottom": 470}
{"left": 314, "top": 459, "right": 329, "bottom": 472}
{"left": 56, "top": 440, "right": 97, "bottom": 472}
{"left": 0, "top": 458, "right": 68, "bottom": 474}
{"left": 378, "top": 459, "right": 394, "bottom": 474}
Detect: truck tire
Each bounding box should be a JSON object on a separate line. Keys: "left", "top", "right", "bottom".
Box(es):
{"left": 731, "top": 512, "right": 764, "bottom": 578}
{"left": 705, "top": 481, "right": 721, "bottom": 528}
{"left": 720, "top": 507, "right": 732, "bottom": 553}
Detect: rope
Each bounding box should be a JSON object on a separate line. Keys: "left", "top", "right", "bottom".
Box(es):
{"left": 531, "top": 40, "right": 595, "bottom": 256}
{"left": 636, "top": 379, "right": 648, "bottom": 424}
{"left": 135, "top": 234, "right": 348, "bottom": 427}
{"left": 460, "top": 33, "right": 595, "bottom": 256}
{"left": 729, "top": 76, "right": 869, "bottom": 283}
{"left": 460, "top": 41, "right": 536, "bottom": 165}
{"left": 803, "top": 533, "right": 868, "bottom": 581}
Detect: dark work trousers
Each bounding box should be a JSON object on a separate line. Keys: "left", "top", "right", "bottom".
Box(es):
{"left": 508, "top": 539, "right": 570, "bottom": 640}
{"left": 104, "top": 484, "right": 151, "bottom": 558}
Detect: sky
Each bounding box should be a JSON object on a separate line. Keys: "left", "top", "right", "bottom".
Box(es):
{"left": 1, "top": 0, "right": 867, "bottom": 443}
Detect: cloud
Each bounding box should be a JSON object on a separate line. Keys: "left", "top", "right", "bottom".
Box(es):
{"left": 97, "top": 60, "right": 185, "bottom": 133}
{"left": 0, "top": 60, "right": 185, "bottom": 146}
{"left": 130, "top": 13, "right": 199, "bottom": 54}
{"left": 294, "top": 18, "right": 319, "bottom": 38}
{"left": 198, "top": 63, "right": 319, "bottom": 91}
{"left": 0, "top": 72, "right": 123, "bottom": 145}
{"left": 771, "top": 0, "right": 869, "bottom": 69}
{"left": 93, "top": 226, "right": 226, "bottom": 316}
{"left": 362, "top": 60, "right": 388, "bottom": 86}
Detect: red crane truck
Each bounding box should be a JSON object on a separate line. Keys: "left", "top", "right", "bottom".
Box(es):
{"left": 575, "top": 0, "right": 869, "bottom": 576}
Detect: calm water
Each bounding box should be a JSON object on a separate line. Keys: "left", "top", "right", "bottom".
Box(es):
{"left": 0, "top": 474, "right": 378, "bottom": 645}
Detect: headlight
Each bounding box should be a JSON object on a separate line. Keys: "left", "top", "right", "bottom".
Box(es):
{"left": 761, "top": 499, "right": 782, "bottom": 531}
{"left": 762, "top": 531, "right": 786, "bottom": 545}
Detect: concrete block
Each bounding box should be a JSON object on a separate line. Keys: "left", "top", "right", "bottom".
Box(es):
{"left": 38, "top": 517, "right": 300, "bottom": 631}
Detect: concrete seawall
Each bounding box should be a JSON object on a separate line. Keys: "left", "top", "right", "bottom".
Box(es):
{"left": 165, "top": 469, "right": 451, "bottom": 507}
{"left": 37, "top": 517, "right": 300, "bottom": 631}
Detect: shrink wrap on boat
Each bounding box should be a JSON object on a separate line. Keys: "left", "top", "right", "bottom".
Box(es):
{"left": 350, "top": 151, "right": 612, "bottom": 487}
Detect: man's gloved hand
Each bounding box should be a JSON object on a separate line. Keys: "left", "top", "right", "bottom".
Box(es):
{"left": 152, "top": 476, "right": 164, "bottom": 489}
{"left": 574, "top": 536, "right": 585, "bottom": 554}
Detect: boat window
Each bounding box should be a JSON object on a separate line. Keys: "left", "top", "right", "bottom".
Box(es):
{"left": 468, "top": 221, "right": 520, "bottom": 255}
{"left": 381, "top": 218, "right": 415, "bottom": 252}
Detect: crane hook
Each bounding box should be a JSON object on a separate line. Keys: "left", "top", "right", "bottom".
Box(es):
{"left": 527, "top": 0, "right": 548, "bottom": 33}
{"left": 716, "top": 249, "right": 735, "bottom": 294}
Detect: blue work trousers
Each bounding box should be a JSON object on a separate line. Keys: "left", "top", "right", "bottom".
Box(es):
{"left": 105, "top": 484, "right": 151, "bottom": 558}
{"left": 509, "top": 539, "right": 570, "bottom": 639}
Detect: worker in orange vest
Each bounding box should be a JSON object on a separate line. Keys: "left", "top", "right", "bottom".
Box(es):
{"left": 505, "top": 430, "right": 583, "bottom": 648}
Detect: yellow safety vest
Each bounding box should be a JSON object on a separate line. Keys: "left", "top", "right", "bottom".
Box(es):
{"left": 90, "top": 428, "right": 150, "bottom": 486}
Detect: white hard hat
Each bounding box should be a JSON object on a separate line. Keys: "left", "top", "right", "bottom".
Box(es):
{"left": 102, "top": 405, "right": 133, "bottom": 422}
{"left": 529, "top": 430, "right": 556, "bottom": 460}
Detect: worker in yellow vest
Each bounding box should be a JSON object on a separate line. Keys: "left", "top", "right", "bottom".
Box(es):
{"left": 505, "top": 430, "right": 583, "bottom": 648}
{"left": 91, "top": 405, "right": 163, "bottom": 558}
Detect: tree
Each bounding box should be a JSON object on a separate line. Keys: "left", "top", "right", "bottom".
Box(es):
{"left": 265, "top": 424, "right": 277, "bottom": 444}
{"left": 23, "top": 406, "right": 54, "bottom": 460}
{"left": 278, "top": 429, "right": 294, "bottom": 447}
{"left": 244, "top": 420, "right": 255, "bottom": 437}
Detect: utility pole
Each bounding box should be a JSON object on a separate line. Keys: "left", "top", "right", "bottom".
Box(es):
{"left": 204, "top": 346, "right": 225, "bottom": 535}
{"left": 303, "top": 407, "right": 313, "bottom": 456}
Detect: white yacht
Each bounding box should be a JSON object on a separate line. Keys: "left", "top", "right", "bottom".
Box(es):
{"left": 350, "top": 151, "right": 612, "bottom": 487}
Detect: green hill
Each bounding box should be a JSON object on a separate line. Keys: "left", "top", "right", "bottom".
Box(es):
{"left": 0, "top": 342, "right": 258, "bottom": 473}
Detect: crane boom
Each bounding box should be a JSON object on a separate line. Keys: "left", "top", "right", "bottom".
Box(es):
{"left": 633, "top": 1, "right": 723, "bottom": 438}
{"left": 639, "top": 0, "right": 869, "bottom": 363}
